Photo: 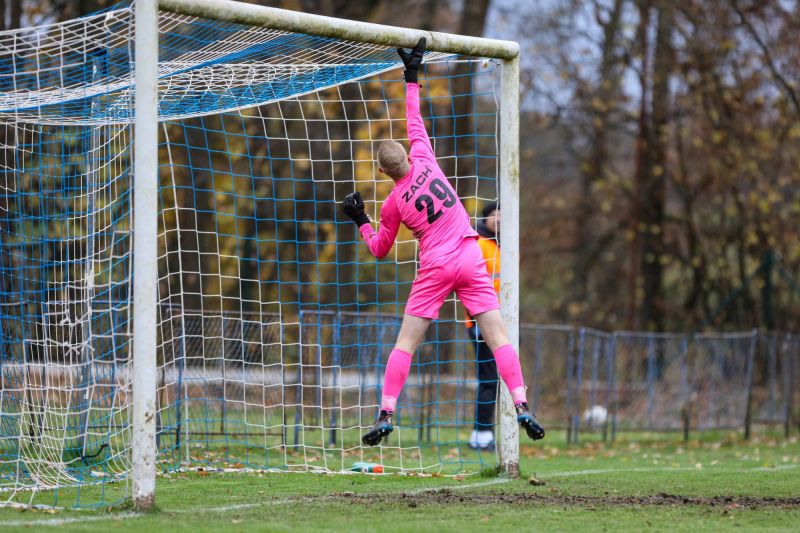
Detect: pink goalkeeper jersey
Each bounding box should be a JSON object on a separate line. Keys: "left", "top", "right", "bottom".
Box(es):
{"left": 359, "top": 83, "right": 478, "bottom": 264}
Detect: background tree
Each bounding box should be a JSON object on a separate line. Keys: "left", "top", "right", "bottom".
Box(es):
{"left": 6, "top": 0, "right": 798, "bottom": 332}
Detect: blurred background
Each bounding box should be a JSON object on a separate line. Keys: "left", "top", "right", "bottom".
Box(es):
{"left": 0, "top": 1, "right": 794, "bottom": 477}
{"left": 7, "top": 0, "right": 796, "bottom": 333}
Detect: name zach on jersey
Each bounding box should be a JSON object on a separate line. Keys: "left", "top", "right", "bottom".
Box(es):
{"left": 401, "top": 166, "right": 434, "bottom": 203}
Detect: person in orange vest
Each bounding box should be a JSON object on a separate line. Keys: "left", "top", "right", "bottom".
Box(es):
{"left": 466, "top": 202, "right": 501, "bottom": 450}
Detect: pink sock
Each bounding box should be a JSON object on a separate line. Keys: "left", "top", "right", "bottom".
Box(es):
{"left": 380, "top": 348, "right": 413, "bottom": 412}
{"left": 493, "top": 344, "right": 528, "bottom": 405}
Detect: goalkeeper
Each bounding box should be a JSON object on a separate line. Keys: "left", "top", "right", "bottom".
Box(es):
{"left": 342, "top": 38, "right": 544, "bottom": 447}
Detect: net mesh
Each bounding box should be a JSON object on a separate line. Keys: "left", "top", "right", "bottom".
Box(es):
{"left": 0, "top": 4, "right": 501, "bottom": 507}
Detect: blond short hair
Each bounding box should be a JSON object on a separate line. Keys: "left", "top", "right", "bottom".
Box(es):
{"left": 377, "top": 141, "right": 410, "bottom": 179}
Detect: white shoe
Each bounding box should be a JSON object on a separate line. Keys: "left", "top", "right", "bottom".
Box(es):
{"left": 468, "top": 430, "right": 495, "bottom": 450}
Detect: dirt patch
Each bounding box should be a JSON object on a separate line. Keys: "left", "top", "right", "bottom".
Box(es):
{"left": 328, "top": 490, "right": 800, "bottom": 509}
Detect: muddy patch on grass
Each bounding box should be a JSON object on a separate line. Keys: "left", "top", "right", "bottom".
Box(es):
{"left": 330, "top": 490, "right": 800, "bottom": 509}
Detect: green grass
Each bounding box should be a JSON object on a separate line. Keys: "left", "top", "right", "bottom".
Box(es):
{"left": 1, "top": 431, "right": 798, "bottom": 532}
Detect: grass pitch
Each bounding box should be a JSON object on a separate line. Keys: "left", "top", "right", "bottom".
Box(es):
{"left": 0, "top": 431, "right": 798, "bottom": 532}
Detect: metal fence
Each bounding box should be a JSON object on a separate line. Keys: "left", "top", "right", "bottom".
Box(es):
{"left": 521, "top": 325, "right": 799, "bottom": 442}
{"left": 153, "top": 306, "right": 800, "bottom": 451}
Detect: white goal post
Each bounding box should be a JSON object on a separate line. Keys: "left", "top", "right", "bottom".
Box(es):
{"left": 133, "top": 0, "right": 521, "bottom": 509}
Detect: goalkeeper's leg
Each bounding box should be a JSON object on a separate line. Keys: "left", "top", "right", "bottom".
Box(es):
{"left": 362, "top": 313, "right": 431, "bottom": 446}
{"left": 455, "top": 239, "right": 544, "bottom": 441}
{"left": 473, "top": 309, "right": 545, "bottom": 441}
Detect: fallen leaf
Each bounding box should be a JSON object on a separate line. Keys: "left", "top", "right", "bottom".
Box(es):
{"left": 528, "top": 475, "right": 546, "bottom": 486}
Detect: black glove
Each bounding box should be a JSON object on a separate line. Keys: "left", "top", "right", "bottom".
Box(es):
{"left": 342, "top": 191, "right": 370, "bottom": 227}
{"left": 397, "top": 37, "right": 426, "bottom": 83}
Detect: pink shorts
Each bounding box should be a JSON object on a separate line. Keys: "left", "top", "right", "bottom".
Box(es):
{"left": 405, "top": 238, "right": 500, "bottom": 320}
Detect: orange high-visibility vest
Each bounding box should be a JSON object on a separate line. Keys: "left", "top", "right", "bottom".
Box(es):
{"left": 478, "top": 236, "right": 501, "bottom": 293}
{"left": 466, "top": 236, "right": 500, "bottom": 328}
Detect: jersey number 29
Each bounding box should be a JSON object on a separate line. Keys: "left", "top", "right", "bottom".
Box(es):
{"left": 415, "top": 178, "right": 457, "bottom": 224}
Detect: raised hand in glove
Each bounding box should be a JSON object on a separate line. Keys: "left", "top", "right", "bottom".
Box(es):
{"left": 397, "top": 37, "right": 426, "bottom": 83}
{"left": 342, "top": 191, "right": 370, "bottom": 227}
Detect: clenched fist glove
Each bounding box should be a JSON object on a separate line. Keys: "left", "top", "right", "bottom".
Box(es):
{"left": 397, "top": 37, "right": 426, "bottom": 83}
{"left": 342, "top": 191, "right": 370, "bottom": 227}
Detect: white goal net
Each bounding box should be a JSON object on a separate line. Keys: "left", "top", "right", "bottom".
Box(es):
{"left": 0, "top": 1, "right": 518, "bottom": 507}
